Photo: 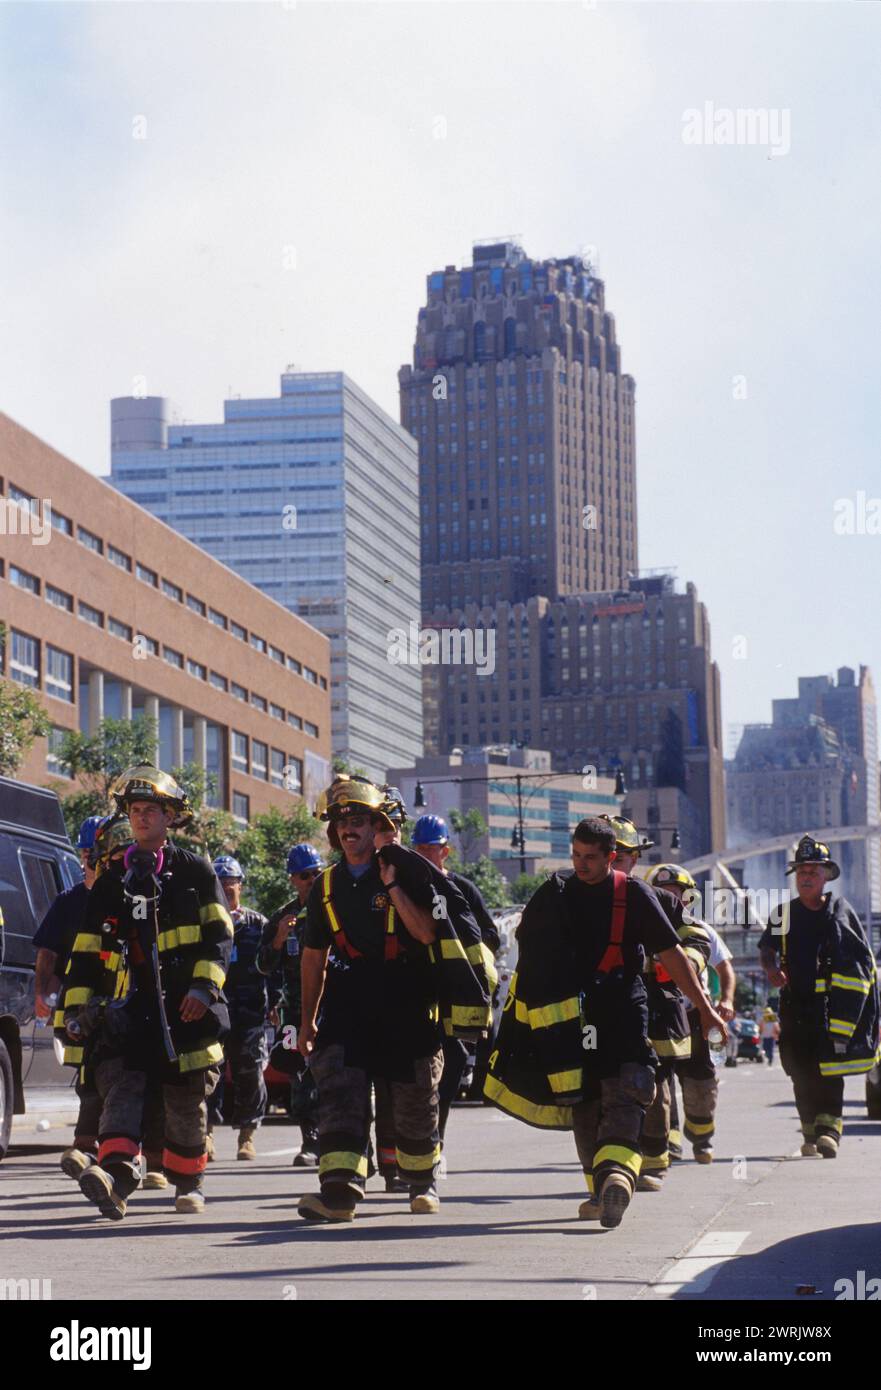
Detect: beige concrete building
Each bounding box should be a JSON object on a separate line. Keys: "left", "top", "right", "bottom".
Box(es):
{"left": 0, "top": 413, "right": 331, "bottom": 822}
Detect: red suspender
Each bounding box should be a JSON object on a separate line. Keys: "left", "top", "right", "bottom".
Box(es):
{"left": 596, "top": 869, "right": 627, "bottom": 974}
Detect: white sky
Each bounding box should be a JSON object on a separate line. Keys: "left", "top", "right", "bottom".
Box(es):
{"left": 2, "top": 0, "right": 879, "bottom": 750}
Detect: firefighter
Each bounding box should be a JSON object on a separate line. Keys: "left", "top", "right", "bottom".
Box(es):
{"left": 257, "top": 843, "right": 325, "bottom": 1166}
{"left": 485, "top": 817, "right": 727, "bottom": 1230}
{"left": 596, "top": 819, "right": 713, "bottom": 1192}
{"left": 35, "top": 815, "right": 102, "bottom": 1179}
{"left": 211, "top": 856, "right": 276, "bottom": 1161}
{"left": 410, "top": 813, "right": 500, "bottom": 1145}
{"left": 57, "top": 765, "right": 233, "bottom": 1220}
{"left": 297, "top": 776, "right": 491, "bottom": 1223}
{"left": 759, "top": 835, "right": 880, "bottom": 1158}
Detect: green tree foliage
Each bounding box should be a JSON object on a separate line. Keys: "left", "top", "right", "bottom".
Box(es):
{"left": 0, "top": 622, "right": 52, "bottom": 777}
{"left": 168, "top": 763, "right": 240, "bottom": 863}
{"left": 50, "top": 716, "right": 160, "bottom": 842}
{"left": 509, "top": 870, "right": 549, "bottom": 905}
{"left": 235, "top": 803, "right": 325, "bottom": 918}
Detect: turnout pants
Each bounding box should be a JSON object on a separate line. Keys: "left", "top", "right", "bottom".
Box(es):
{"left": 779, "top": 1027, "right": 844, "bottom": 1142}
{"left": 674, "top": 1019, "right": 718, "bottom": 1151}
{"left": 641, "top": 1059, "right": 673, "bottom": 1177}
{"left": 438, "top": 1037, "right": 470, "bottom": 1142}
{"left": 93, "top": 1055, "right": 215, "bottom": 1197}
{"left": 310, "top": 1043, "right": 443, "bottom": 1201}
{"left": 572, "top": 1063, "right": 655, "bottom": 1196}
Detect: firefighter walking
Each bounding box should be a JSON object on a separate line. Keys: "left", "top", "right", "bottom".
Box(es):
{"left": 57, "top": 766, "right": 233, "bottom": 1220}
{"left": 759, "top": 835, "right": 880, "bottom": 1157}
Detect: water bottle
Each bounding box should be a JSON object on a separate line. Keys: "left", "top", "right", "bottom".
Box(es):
{"left": 708, "top": 1026, "right": 726, "bottom": 1055}
{"left": 36, "top": 992, "right": 57, "bottom": 1028}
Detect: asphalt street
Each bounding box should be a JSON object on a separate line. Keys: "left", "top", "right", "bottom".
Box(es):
{"left": 3, "top": 1062, "right": 879, "bottom": 1303}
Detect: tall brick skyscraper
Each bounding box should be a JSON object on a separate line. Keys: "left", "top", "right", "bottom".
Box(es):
{"left": 399, "top": 241, "right": 637, "bottom": 612}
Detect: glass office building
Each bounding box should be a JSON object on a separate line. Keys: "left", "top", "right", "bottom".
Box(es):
{"left": 110, "top": 371, "right": 423, "bottom": 782}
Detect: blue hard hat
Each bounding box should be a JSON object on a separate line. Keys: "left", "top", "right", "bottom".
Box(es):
{"left": 286, "top": 843, "right": 325, "bottom": 875}
{"left": 213, "top": 855, "right": 245, "bottom": 881}
{"left": 411, "top": 815, "right": 449, "bottom": 846}
{"left": 77, "top": 816, "right": 104, "bottom": 850}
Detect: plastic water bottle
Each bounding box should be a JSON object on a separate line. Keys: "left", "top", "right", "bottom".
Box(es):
{"left": 36, "top": 992, "right": 57, "bottom": 1028}
{"left": 708, "top": 1026, "right": 726, "bottom": 1054}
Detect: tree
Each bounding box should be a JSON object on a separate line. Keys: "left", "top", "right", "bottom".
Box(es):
{"left": 51, "top": 715, "right": 160, "bottom": 843}
{"left": 332, "top": 754, "right": 370, "bottom": 779}
{"left": 168, "top": 763, "right": 240, "bottom": 863}
{"left": 448, "top": 807, "right": 488, "bottom": 863}
{"left": 235, "top": 803, "right": 325, "bottom": 918}
{"left": 509, "top": 870, "right": 549, "bottom": 905}
{"left": 450, "top": 853, "right": 511, "bottom": 909}
{"left": 655, "top": 707, "right": 687, "bottom": 792}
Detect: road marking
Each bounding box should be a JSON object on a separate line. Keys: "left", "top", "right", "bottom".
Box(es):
{"left": 262, "top": 1147, "right": 300, "bottom": 1156}
{"left": 652, "top": 1230, "right": 750, "bottom": 1296}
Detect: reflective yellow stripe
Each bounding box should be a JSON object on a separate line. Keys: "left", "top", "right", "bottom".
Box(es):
{"left": 652, "top": 1035, "right": 692, "bottom": 1058}
{"left": 71, "top": 933, "right": 103, "bottom": 954}
{"left": 466, "top": 941, "right": 499, "bottom": 992}
{"left": 386, "top": 905, "right": 396, "bottom": 935}
{"left": 641, "top": 1153, "right": 670, "bottom": 1172}
{"left": 193, "top": 960, "right": 226, "bottom": 989}
{"left": 200, "top": 902, "right": 233, "bottom": 935}
{"left": 594, "top": 1144, "right": 641, "bottom": 1177}
{"left": 584, "top": 1172, "right": 595, "bottom": 1194}
{"left": 63, "top": 1045, "right": 84, "bottom": 1065}
{"left": 527, "top": 997, "right": 580, "bottom": 1030}
{"left": 395, "top": 1145, "right": 441, "bottom": 1171}
{"left": 684, "top": 946, "right": 707, "bottom": 973}
{"left": 829, "top": 1018, "right": 856, "bottom": 1036}
{"left": 103, "top": 952, "right": 122, "bottom": 974}
{"left": 322, "top": 870, "right": 345, "bottom": 936}
{"left": 449, "top": 1003, "right": 491, "bottom": 1029}
{"left": 830, "top": 973, "right": 870, "bottom": 994}
{"left": 63, "top": 987, "right": 93, "bottom": 1007}
{"left": 319, "top": 1151, "right": 368, "bottom": 1178}
{"left": 815, "top": 1113, "right": 844, "bottom": 1133}
{"left": 669, "top": 1128, "right": 682, "bottom": 1147}
{"left": 440, "top": 936, "right": 469, "bottom": 963}
{"left": 815, "top": 979, "right": 827, "bottom": 993}
{"left": 687, "top": 1119, "right": 715, "bottom": 1136}
{"left": 820, "top": 1056, "right": 876, "bottom": 1076}
{"left": 177, "top": 1041, "right": 224, "bottom": 1073}
{"left": 483, "top": 1073, "right": 572, "bottom": 1128}
{"left": 514, "top": 998, "right": 529, "bottom": 1025}
{"left": 548, "top": 1068, "right": 582, "bottom": 1094}
{"left": 113, "top": 968, "right": 130, "bottom": 1000}
{"left": 157, "top": 924, "right": 202, "bottom": 952}
{"left": 52, "top": 1010, "right": 66, "bottom": 1029}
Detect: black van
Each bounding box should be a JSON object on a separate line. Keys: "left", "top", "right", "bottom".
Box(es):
{"left": 0, "top": 775, "right": 83, "bottom": 1159}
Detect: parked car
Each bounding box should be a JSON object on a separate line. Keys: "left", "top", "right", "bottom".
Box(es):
{"left": 735, "top": 1016, "right": 764, "bottom": 1062}
{"left": 0, "top": 776, "right": 82, "bottom": 1160}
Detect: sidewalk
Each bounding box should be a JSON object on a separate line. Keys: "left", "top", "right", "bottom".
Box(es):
{"left": 12, "top": 1087, "right": 79, "bottom": 1134}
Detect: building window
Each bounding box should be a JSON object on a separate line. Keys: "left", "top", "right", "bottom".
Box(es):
{"left": 107, "top": 545, "right": 132, "bottom": 572}
{"left": 46, "top": 584, "right": 73, "bottom": 612}
{"left": 45, "top": 646, "right": 74, "bottom": 702}
{"left": 232, "top": 791, "right": 250, "bottom": 824}
{"left": 270, "top": 702, "right": 284, "bottom": 720}
{"left": 108, "top": 617, "right": 132, "bottom": 642}
{"left": 303, "top": 667, "right": 317, "bottom": 685}
{"left": 52, "top": 510, "right": 73, "bottom": 537}
{"left": 78, "top": 601, "right": 103, "bottom": 629}
{"left": 270, "top": 748, "right": 286, "bottom": 787}
{"left": 304, "top": 720, "right": 318, "bottom": 739}
{"left": 209, "top": 671, "right": 228, "bottom": 692}
{"left": 77, "top": 525, "right": 104, "bottom": 555}
{"left": 163, "top": 645, "right": 184, "bottom": 669}
{"left": 208, "top": 608, "right": 228, "bottom": 629}
{"left": 231, "top": 621, "right": 247, "bottom": 642}
{"left": 137, "top": 562, "right": 158, "bottom": 587}
{"left": 251, "top": 740, "right": 268, "bottom": 781}
{"left": 319, "top": 675, "right": 328, "bottom": 690}
{"left": 286, "top": 656, "right": 302, "bottom": 675}
{"left": 269, "top": 646, "right": 284, "bottom": 665}
{"left": 251, "top": 693, "right": 267, "bottom": 713}
{"left": 231, "top": 681, "right": 247, "bottom": 702}
{"left": 250, "top": 635, "right": 267, "bottom": 654}
{"left": 186, "top": 594, "right": 206, "bottom": 617}
{"left": 135, "top": 633, "right": 158, "bottom": 656}
{"left": 287, "top": 712, "right": 303, "bottom": 731}
{"left": 187, "top": 659, "right": 207, "bottom": 681}
{"left": 10, "top": 630, "right": 39, "bottom": 687}
{"left": 162, "top": 579, "right": 183, "bottom": 603}
{"left": 46, "top": 727, "right": 71, "bottom": 777}
{"left": 10, "top": 565, "right": 40, "bottom": 595}
{"left": 231, "top": 732, "right": 248, "bottom": 773}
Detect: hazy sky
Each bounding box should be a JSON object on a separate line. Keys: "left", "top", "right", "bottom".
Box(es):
{"left": 2, "top": 1, "right": 879, "bottom": 753}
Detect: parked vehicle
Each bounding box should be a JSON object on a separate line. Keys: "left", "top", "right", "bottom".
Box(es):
{"left": 735, "top": 1016, "right": 764, "bottom": 1062}
{"left": 0, "top": 776, "right": 81, "bottom": 1160}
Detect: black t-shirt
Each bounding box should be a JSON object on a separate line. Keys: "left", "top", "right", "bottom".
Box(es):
{"left": 563, "top": 872, "right": 680, "bottom": 990}
{"left": 759, "top": 898, "right": 828, "bottom": 1003}
{"left": 33, "top": 882, "right": 89, "bottom": 979}
{"left": 305, "top": 860, "right": 416, "bottom": 959}
{"left": 447, "top": 871, "right": 500, "bottom": 952}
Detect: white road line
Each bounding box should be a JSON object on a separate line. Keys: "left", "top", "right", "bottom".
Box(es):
{"left": 652, "top": 1230, "right": 750, "bottom": 1296}
{"left": 261, "top": 1147, "right": 300, "bottom": 1156}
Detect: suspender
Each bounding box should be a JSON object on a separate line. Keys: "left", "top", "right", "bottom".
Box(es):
{"left": 596, "top": 869, "right": 628, "bottom": 975}
{"left": 322, "top": 864, "right": 399, "bottom": 962}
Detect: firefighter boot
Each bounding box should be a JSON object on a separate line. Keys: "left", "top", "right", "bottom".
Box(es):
{"left": 175, "top": 1188, "right": 206, "bottom": 1213}
{"left": 79, "top": 1166, "right": 127, "bottom": 1222}
{"left": 816, "top": 1133, "right": 839, "bottom": 1159}
{"left": 237, "top": 1126, "right": 258, "bottom": 1160}
{"left": 578, "top": 1198, "right": 601, "bottom": 1220}
{"left": 409, "top": 1185, "right": 440, "bottom": 1215}
{"left": 292, "top": 1128, "right": 320, "bottom": 1167}
{"left": 298, "top": 1189, "right": 357, "bottom": 1223}
{"left": 636, "top": 1173, "right": 664, "bottom": 1192}
{"left": 205, "top": 1129, "right": 216, "bottom": 1162}
{"left": 801, "top": 1141, "right": 818, "bottom": 1157}
{"left": 599, "top": 1174, "right": 632, "bottom": 1230}
{"left": 142, "top": 1151, "right": 168, "bottom": 1189}
{"left": 60, "top": 1147, "right": 95, "bottom": 1181}
{"left": 693, "top": 1145, "right": 714, "bottom": 1165}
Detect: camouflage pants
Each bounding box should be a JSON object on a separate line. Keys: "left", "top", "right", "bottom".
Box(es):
{"left": 572, "top": 1063, "right": 655, "bottom": 1196}
{"left": 93, "top": 1056, "right": 218, "bottom": 1197}
{"left": 310, "top": 1043, "right": 443, "bottom": 1200}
